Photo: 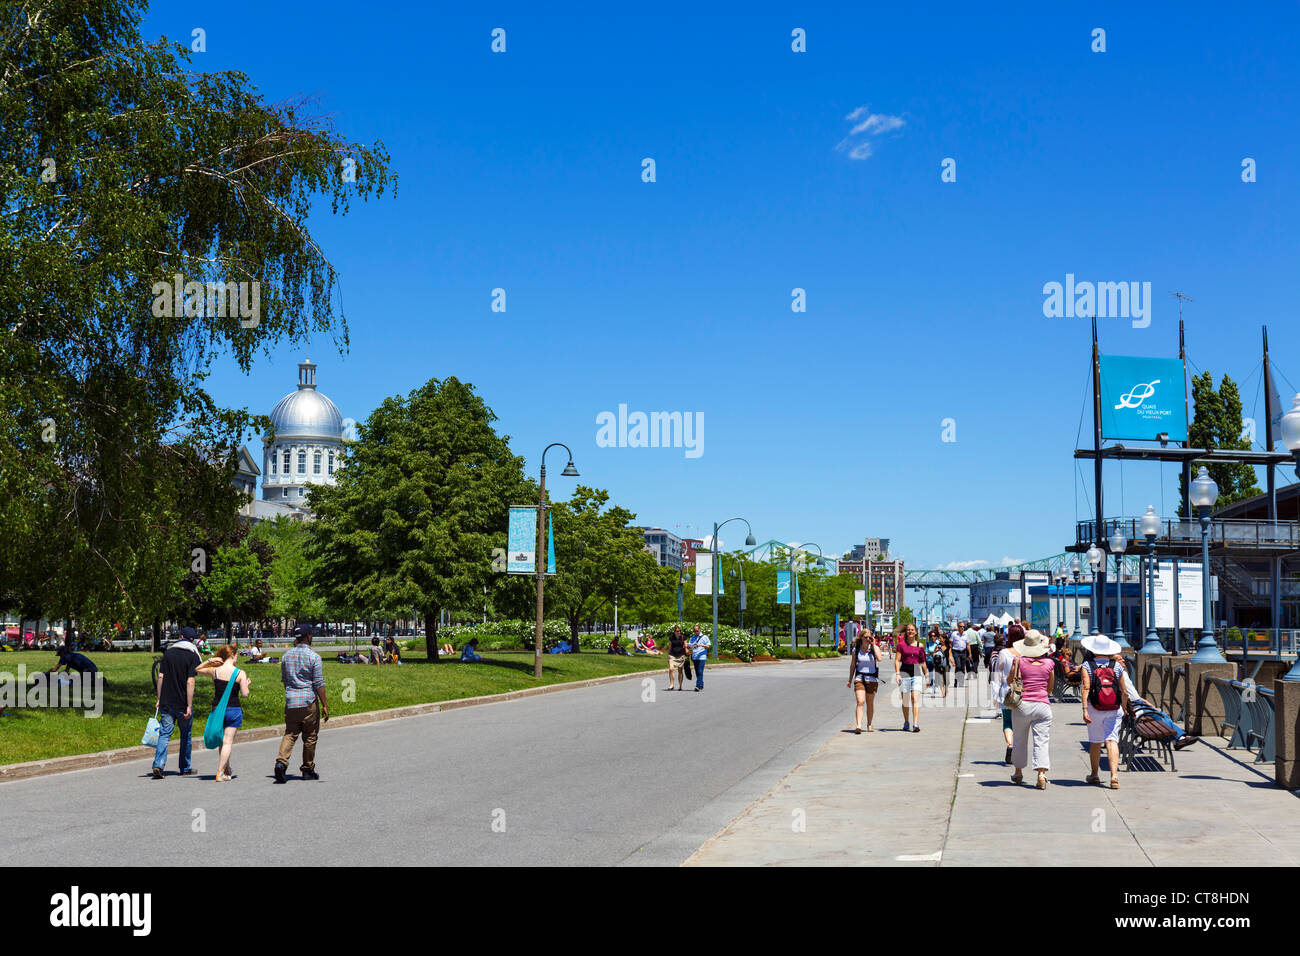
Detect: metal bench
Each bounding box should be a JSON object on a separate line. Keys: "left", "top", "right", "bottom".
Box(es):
{"left": 1207, "top": 676, "right": 1250, "bottom": 749}
{"left": 1119, "top": 708, "right": 1176, "bottom": 772}
{"left": 1246, "top": 685, "right": 1276, "bottom": 764}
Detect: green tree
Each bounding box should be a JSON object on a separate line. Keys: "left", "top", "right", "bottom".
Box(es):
{"left": 1178, "top": 371, "right": 1261, "bottom": 515}
{"left": 250, "top": 516, "right": 325, "bottom": 623}
{"left": 196, "top": 539, "right": 272, "bottom": 640}
{"left": 547, "top": 488, "right": 662, "bottom": 643}
{"left": 0, "top": 0, "right": 393, "bottom": 630}
{"left": 308, "top": 377, "right": 529, "bottom": 660}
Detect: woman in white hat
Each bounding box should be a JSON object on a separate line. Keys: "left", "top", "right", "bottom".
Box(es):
{"left": 1009, "top": 629, "right": 1055, "bottom": 789}
{"left": 1080, "top": 633, "right": 1129, "bottom": 789}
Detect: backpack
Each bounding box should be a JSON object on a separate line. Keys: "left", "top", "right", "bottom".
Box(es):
{"left": 1087, "top": 660, "right": 1121, "bottom": 711}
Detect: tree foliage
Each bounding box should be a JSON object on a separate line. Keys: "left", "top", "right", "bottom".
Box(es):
{"left": 1178, "top": 371, "right": 1261, "bottom": 515}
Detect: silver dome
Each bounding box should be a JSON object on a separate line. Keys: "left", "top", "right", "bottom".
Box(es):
{"left": 266, "top": 361, "right": 345, "bottom": 441}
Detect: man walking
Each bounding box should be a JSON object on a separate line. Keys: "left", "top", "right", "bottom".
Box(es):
{"left": 274, "top": 624, "right": 328, "bottom": 783}
{"left": 951, "top": 622, "right": 969, "bottom": 686}
{"left": 152, "top": 626, "right": 202, "bottom": 779}
{"left": 688, "top": 623, "right": 711, "bottom": 692}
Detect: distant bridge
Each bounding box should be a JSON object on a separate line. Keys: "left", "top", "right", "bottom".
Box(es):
{"left": 905, "top": 553, "right": 1140, "bottom": 589}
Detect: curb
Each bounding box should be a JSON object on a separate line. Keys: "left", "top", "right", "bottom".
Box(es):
{"left": 0, "top": 657, "right": 808, "bottom": 783}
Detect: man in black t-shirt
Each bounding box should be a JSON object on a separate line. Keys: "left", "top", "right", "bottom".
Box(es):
{"left": 151, "top": 627, "right": 202, "bottom": 779}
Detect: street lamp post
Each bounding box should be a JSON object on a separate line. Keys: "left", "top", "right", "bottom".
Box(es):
{"left": 1108, "top": 528, "right": 1129, "bottom": 647}
{"left": 711, "top": 518, "right": 756, "bottom": 660}
{"left": 1070, "top": 557, "right": 1082, "bottom": 639}
{"left": 1189, "top": 466, "right": 1226, "bottom": 663}
{"left": 1138, "top": 506, "right": 1165, "bottom": 654}
{"left": 1086, "top": 545, "right": 1103, "bottom": 635}
{"left": 534, "top": 443, "right": 579, "bottom": 678}
{"left": 1280, "top": 395, "right": 1300, "bottom": 679}
{"left": 788, "top": 543, "right": 823, "bottom": 651}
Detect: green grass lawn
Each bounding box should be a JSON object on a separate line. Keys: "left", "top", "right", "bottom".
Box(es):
{"left": 0, "top": 648, "right": 670, "bottom": 765}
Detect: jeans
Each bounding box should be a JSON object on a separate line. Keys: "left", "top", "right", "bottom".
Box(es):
{"left": 152, "top": 709, "right": 193, "bottom": 772}
{"left": 1133, "top": 703, "right": 1185, "bottom": 737}
{"left": 693, "top": 657, "right": 705, "bottom": 689}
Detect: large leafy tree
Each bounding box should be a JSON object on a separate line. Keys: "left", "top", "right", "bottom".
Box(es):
{"left": 196, "top": 539, "right": 273, "bottom": 640}
{"left": 249, "top": 515, "right": 325, "bottom": 624}
{"left": 308, "top": 377, "right": 530, "bottom": 660}
{"left": 546, "top": 488, "right": 662, "bottom": 644}
{"left": 0, "top": 0, "right": 392, "bottom": 630}
{"left": 1178, "top": 371, "right": 1261, "bottom": 516}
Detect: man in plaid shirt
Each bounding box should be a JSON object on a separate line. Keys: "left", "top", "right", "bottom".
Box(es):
{"left": 274, "top": 624, "right": 329, "bottom": 783}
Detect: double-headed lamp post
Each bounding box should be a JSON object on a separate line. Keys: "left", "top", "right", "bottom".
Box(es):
{"left": 1070, "top": 556, "right": 1082, "bottom": 639}
{"left": 534, "top": 443, "right": 579, "bottom": 678}
{"left": 1138, "top": 506, "right": 1165, "bottom": 654}
{"left": 1280, "top": 395, "right": 1300, "bottom": 679}
{"left": 1108, "top": 528, "right": 1129, "bottom": 647}
{"left": 1189, "top": 466, "right": 1226, "bottom": 664}
{"left": 789, "top": 543, "right": 823, "bottom": 651}
{"left": 711, "top": 518, "right": 756, "bottom": 660}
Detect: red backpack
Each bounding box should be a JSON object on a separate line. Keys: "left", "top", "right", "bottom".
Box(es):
{"left": 1087, "top": 660, "right": 1122, "bottom": 710}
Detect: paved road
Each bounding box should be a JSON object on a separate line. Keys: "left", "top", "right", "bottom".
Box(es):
{"left": 3, "top": 659, "right": 851, "bottom": 866}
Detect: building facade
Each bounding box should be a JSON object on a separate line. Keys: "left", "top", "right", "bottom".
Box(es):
{"left": 260, "top": 359, "right": 347, "bottom": 517}
{"left": 642, "top": 528, "right": 684, "bottom": 570}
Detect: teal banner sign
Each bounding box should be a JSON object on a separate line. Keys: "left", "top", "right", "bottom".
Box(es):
{"left": 777, "top": 571, "right": 800, "bottom": 605}
{"left": 1099, "top": 355, "right": 1188, "bottom": 442}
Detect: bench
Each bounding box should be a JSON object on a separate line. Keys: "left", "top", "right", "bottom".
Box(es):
{"left": 1207, "top": 676, "right": 1250, "bottom": 749}
{"left": 1119, "top": 707, "right": 1177, "bottom": 772}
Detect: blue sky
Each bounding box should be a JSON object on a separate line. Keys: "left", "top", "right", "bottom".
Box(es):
{"left": 144, "top": 2, "right": 1300, "bottom": 571}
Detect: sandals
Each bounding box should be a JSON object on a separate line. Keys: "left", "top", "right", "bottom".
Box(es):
{"left": 1010, "top": 772, "right": 1023, "bottom": 784}
{"left": 1086, "top": 774, "right": 1101, "bottom": 785}
{"left": 1109, "top": 778, "right": 1120, "bottom": 789}
{"left": 1036, "top": 773, "right": 1048, "bottom": 790}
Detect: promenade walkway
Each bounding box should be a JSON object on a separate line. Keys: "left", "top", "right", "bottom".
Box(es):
{"left": 687, "top": 659, "right": 1300, "bottom": 866}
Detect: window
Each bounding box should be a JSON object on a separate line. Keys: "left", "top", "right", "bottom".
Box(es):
{"left": 282, "top": 450, "right": 290, "bottom": 472}
{"left": 298, "top": 487, "right": 305, "bottom": 497}
{"left": 298, "top": 451, "right": 306, "bottom": 474}
{"left": 313, "top": 451, "right": 321, "bottom": 475}
{"left": 328, "top": 451, "right": 335, "bottom": 475}
{"left": 270, "top": 455, "right": 276, "bottom": 476}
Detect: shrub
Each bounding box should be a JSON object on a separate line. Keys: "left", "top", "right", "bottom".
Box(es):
{"left": 641, "top": 622, "right": 773, "bottom": 663}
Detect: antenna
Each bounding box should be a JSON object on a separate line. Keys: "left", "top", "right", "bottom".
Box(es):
{"left": 1169, "top": 291, "right": 1194, "bottom": 324}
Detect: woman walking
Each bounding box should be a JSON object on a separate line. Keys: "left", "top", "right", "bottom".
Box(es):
{"left": 930, "top": 627, "right": 953, "bottom": 699}
{"left": 196, "top": 645, "right": 250, "bottom": 782}
{"left": 846, "top": 631, "right": 882, "bottom": 733}
{"left": 666, "top": 624, "right": 688, "bottom": 691}
{"left": 991, "top": 634, "right": 1019, "bottom": 765}
{"left": 1081, "top": 634, "right": 1128, "bottom": 789}
{"left": 893, "top": 624, "right": 928, "bottom": 733}
{"left": 1008, "top": 629, "right": 1054, "bottom": 789}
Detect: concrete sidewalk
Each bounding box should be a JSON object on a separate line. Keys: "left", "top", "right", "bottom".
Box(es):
{"left": 687, "top": 665, "right": 1300, "bottom": 866}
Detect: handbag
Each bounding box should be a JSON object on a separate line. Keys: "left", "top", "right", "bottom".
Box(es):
{"left": 141, "top": 708, "right": 161, "bottom": 747}
{"left": 203, "top": 667, "right": 240, "bottom": 749}
{"left": 683, "top": 656, "right": 693, "bottom": 680}
{"left": 1004, "top": 658, "right": 1023, "bottom": 709}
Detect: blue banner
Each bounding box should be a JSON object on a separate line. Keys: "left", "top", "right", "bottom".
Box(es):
{"left": 547, "top": 513, "right": 556, "bottom": 575}
{"left": 507, "top": 506, "right": 537, "bottom": 574}
{"left": 777, "top": 570, "right": 791, "bottom": 605}
{"left": 1099, "top": 355, "right": 1188, "bottom": 442}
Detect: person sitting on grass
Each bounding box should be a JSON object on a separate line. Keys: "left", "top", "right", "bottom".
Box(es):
{"left": 370, "top": 637, "right": 387, "bottom": 665}
{"left": 641, "top": 635, "right": 661, "bottom": 655}
{"left": 460, "top": 638, "right": 484, "bottom": 662}
{"left": 439, "top": 642, "right": 455, "bottom": 657}
{"left": 384, "top": 636, "right": 402, "bottom": 665}
{"left": 607, "top": 635, "right": 628, "bottom": 656}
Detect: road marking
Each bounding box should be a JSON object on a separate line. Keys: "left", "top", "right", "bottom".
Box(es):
{"left": 895, "top": 851, "right": 943, "bottom": 862}
{"left": 957, "top": 773, "right": 974, "bottom": 778}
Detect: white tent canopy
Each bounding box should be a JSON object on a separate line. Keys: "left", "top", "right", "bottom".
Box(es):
{"left": 982, "top": 612, "right": 1016, "bottom": 627}
{"left": 982, "top": 614, "right": 998, "bottom": 626}
{"left": 997, "top": 612, "right": 1015, "bottom": 626}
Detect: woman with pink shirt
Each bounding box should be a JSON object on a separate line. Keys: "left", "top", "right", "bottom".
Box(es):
{"left": 893, "top": 624, "right": 928, "bottom": 733}
{"left": 1008, "top": 629, "right": 1055, "bottom": 789}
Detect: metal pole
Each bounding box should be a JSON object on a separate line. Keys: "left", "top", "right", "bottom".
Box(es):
{"left": 711, "top": 521, "right": 719, "bottom": 660}
{"left": 1192, "top": 510, "right": 1226, "bottom": 662}
{"left": 1113, "top": 552, "right": 1126, "bottom": 644}
{"left": 1072, "top": 574, "right": 1081, "bottom": 638}
{"left": 533, "top": 464, "right": 547, "bottom": 679}
{"left": 790, "top": 549, "right": 796, "bottom": 652}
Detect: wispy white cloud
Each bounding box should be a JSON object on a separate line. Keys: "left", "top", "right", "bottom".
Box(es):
{"left": 939, "top": 559, "right": 989, "bottom": 571}
{"left": 997, "top": 556, "right": 1027, "bottom": 567}
{"left": 837, "top": 105, "right": 905, "bottom": 160}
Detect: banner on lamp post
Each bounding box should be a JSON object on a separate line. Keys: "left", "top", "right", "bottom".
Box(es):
{"left": 854, "top": 589, "right": 867, "bottom": 615}
{"left": 695, "top": 553, "right": 722, "bottom": 596}
{"left": 507, "top": 506, "right": 555, "bottom": 575}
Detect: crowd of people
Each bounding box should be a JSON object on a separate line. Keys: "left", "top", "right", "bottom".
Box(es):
{"left": 841, "top": 616, "right": 1201, "bottom": 788}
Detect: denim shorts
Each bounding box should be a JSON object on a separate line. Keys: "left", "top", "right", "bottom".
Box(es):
{"left": 223, "top": 707, "right": 243, "bottom": 729}
{"left": 899, "top": 674, "right": 925, "bottom": 693}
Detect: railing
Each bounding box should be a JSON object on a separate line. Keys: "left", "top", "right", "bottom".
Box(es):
{"left": 1207, "top": 676, "right": 1276, "bottom": 763}
{"left": 1077, "top": 517, "right": 1300, "bottom": 551}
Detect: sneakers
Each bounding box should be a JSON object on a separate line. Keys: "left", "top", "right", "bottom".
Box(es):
{"left": 301, "top": 768, "right": 320, "bottom": 781}
{"left": 854, "top": 727, "right": 862, "bottom": 735}
{"left": 179, "top": 768, "right": 195, "bottom": 776}
{"left": 1173, "top": 735, "right": 1199, "bottom": 751}
{"left": 273, "top": 761, "right": 287, "bottom": 784}
{"left": 902, "top": 721, "right": 910, "bottom": 732}
{"left": 151, "top": 767, "right": 164, "bottom": 780}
